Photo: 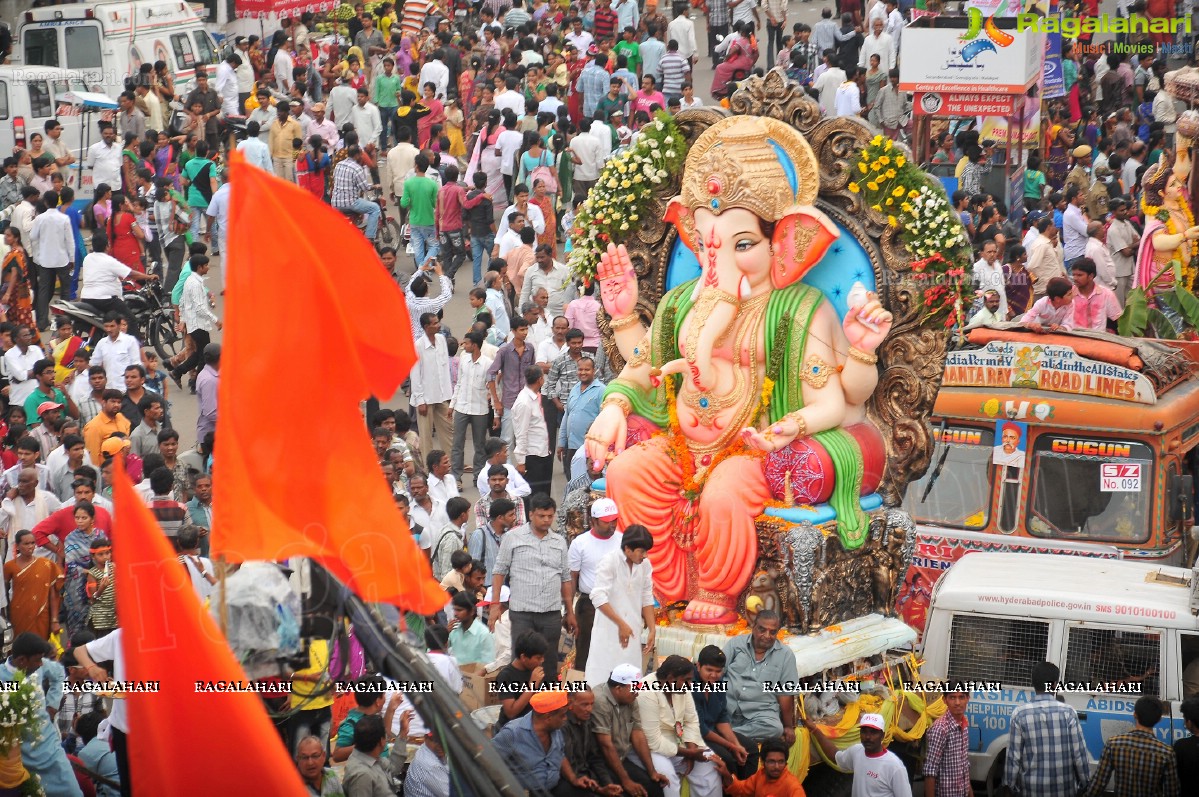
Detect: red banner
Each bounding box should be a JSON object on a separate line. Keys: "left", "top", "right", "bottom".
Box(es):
{"left": 914, "top": 92, "right": 1019, "bottom": 117}
{"left": 235, "top": 0, "right": 336, "bottom": 19}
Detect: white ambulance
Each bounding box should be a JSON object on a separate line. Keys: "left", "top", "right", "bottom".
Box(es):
{"left": 13, "top": 1, "right": 217, "bottom": 99}
{"left": 922, "top": 553, "right": 1199, "bottom": 793}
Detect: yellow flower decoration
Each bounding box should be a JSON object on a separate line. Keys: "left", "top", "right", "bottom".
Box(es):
{"left": 867, "top": 181, "right": 879, "bottom": 191}
{"left": 872, "top": 135, "right": 883, "bottom": 145}
{"left": 878, "top": 156, "right": 890, "bottom": 166}
{"left": 885, "top": 197, "right": 894, "bottom": 206}
{"left": 892, "top": 186, "right": 905, "bottom": 198}
{"left": 621, "top": 180, "right": 631, "bottom": 188}
{"left": 888, "top": 215, "right": 898, "bottom": 226}
{"left": 849, "top": 182, "right": 860, "bottom": 193}
{"left": 885, "top": 169, "right": 897, "bottom": 179}
{"left": 884, "top": 140, "right": 893, "bottom": 151}
{"left": 858, "top": 162, "right": 868, "bottom": 174}
{"left": 896, "top": 155, "right": 906, "bottom": 168}
{"left": 908, "top": 190, "right": 919, "bottom": 199}
{"left": 871, "top": 204, "right": 882, "bottom": 212}
{"left": 901, "top": 202, "right": 913, "bottom": 213}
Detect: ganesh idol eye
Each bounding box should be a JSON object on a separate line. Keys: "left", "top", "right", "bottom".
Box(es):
{"left": 735, "top": 238, "right": 757, "bottom": 252}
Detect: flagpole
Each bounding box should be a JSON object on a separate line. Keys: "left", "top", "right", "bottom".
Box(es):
{"left": 321, "top": 562, "right": 524, "bottom": 797}
{"left": 217, "top": 554, "right": 229, "bottom": 637}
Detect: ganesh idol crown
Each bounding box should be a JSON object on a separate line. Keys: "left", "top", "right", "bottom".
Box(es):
{"left": 575, "top": 95, "right": 954, "bottom": 637}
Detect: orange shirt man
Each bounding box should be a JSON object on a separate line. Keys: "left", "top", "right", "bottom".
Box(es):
{"left": 715, "top": 738, "right": 805, "bottom": 797}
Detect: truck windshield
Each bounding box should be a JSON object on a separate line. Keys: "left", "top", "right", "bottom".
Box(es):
{"left": 23, "top": 29, "right": 60, "bottom": 68}
{"left": 1028, "top": 436, "right": 1153, "bottom": 544}
{"left": 902, "top": 425, "right": 993, "bottom": 529}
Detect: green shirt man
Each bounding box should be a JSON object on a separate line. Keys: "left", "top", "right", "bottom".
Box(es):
{"left": 374, "top": 67, "right": 402, "bottom": 110}
{"left": 400, "top": 170, "right": 439, "bottom": 228}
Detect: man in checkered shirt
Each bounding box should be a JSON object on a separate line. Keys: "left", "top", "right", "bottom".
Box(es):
{"left": 923, "top": 682, "right": 972, "bottom": 797}
{"left": 1082, "top": 696, "right": 1180, "bottom": 797}
{"left": 330, "top": 146, "right": 380, "bottom": 243}
{"left": 1004, "top": 662, "right": 1092, "bottom": 797}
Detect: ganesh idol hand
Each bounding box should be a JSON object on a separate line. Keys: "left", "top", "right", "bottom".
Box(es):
{"left": 585, "top": 404, "right": 627, "bottom": 470}
{"left": 741, "top": 414, "right": 805, "bottom": 454}
{"left": 596, "top": 243, "right": 639, "bottom": 319}
{"left": 843, "top": 292, "right": 893, "bottom": 353}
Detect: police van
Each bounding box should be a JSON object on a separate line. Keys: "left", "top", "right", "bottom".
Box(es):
{"left": 921, "top": 553, "right": 1199, "bottom": 794}
{"left": 12, "top": 1, "right": 216, "bottom": 99}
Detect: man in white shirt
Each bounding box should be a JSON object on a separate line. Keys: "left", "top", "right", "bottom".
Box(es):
{"left": 449, "top": 332, "right": 494, "bottom": 483}
{"left": 807, "top": 713, "right": 912, "bottom": 797}
{"left": 273, "top": 42, "right": 295, "bottom": 93}
{"left": 42, "top": 121, "right": 76, "bottom": 182}
{"left": 75, "top": 629, "right": 130, "bottom": 790}
{"left": 834, "top": 69, "right": 862, "bottom": 118}
{"left": 411, "top": 312, "right": 455, "bottom": 454}
{"left": 566, "top": 18, "right": 594, "bottom": 54}
{"left": 327, "top": 78, "right": 358, "bottom": 126}
{"left": 884, "top": 0, "right": 904, "bottom": 50}
{"left": 349, "top": 88, "right": 382, "bottom": 153}
{"left": 3, "top": 326, "right": 46, "bottom": 407}
{"left": 520, "top": 248, "right": 572, "bottom": 317}
{"left": 812, "top": 59, "right": 846, "bottom": 116}
{"left": 78, "top": 234, "right": 156, "bottom": 329}
{"left": 425, "top": 450, "right": 460, "bottom": 506}
{"left": 237, "top": 123, "right": 273, "bottom": 172}
{"left": 29, "top": 190, "right": 75, "bottom": 331}
{"left": 418, "top": 50, "right": 451, "bottom": 100}
{"left": 493, "top": 80, "right": 526, "bottom": 117}
{"left": 972, "top": 239, "right": 1009, "bottom": 319}
{"left": 3, "top": 187, "right": 39, "bottom": 242}
{"left": 89, "top": 315, "right": 142, "bottom": 391}
{"left": 567, "top": 497, "right": 623, "bottom": 672}
{"left": 1106, "top": 199, "right": 1140, "bottom": 305}
{"left": 1062, "top": 184, "right": 1089, "bottom": 266}
{"left": 668, "top": 6, "right": 698, "bottom": 63}
{"left": 510, "top": 366, "right": 553, "bottom": 497}
{"left": 84, "top": 124, "right": 122, "bottom": 192}
{"left": 1084, "top": 221, "right": 1118, "bottom": 293}
{"left": 570, "top": 120, "right": 604, "bottom": 198}
{"left": 234, "top": 37, "right": 256, "bottom": 111}
{"left": 495, "top": 119, "right": 526, "bottom": 191}
{"left": 496, "top": 186, "right": 547, "bottom": 241}
{"left": 474, "top": 438, "right": 533, "bottom": 498}
{"left": 859, "top": 18, "right": 895, "bottom": 71}
{"left": 214, "top": 54, "right": 242, "bottom": 117}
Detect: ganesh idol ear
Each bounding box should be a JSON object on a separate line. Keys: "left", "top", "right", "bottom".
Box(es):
{"left": 770, "top": 206, "right": 839, "bottom": 289}
{"left": 663, "top": 196, "right": 697, "bottom": 252}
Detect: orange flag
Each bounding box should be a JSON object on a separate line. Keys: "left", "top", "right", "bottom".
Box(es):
{"left": 212, "top": 151, "right": 445, "bottom": 612}
{"left": 113, "top": 464, "right": 306, "bottom": 795}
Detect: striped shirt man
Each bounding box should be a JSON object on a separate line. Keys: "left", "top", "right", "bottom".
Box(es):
{"left": 1004, "top": 693, "right": 1091, "bottom": 797}
{"left": 659, "top": 49, "right": 691, "bottom": 96}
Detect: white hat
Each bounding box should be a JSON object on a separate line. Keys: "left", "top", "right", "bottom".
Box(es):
{"left": 481, "top": 585, "right": 511, "bottom": 605}
{"left": 591, "top": 498, "right": 619, "bottom": 520}
{"left": 610, "top": 663, "right": 642, "bottom": 685}
{"left": 859, "top": 713, "right": 886, "bottom": 731}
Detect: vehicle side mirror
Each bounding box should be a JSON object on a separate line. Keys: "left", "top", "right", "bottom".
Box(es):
{"left": 1169, "top": 472, "right": 1194, "bottom": 524}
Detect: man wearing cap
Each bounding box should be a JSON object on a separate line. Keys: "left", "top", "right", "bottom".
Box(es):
{"left": 234, "top": 37, "right": 254, "bottom": 112}
{"left": 633, "top": 654, "right": 722, "bottom": 797}
{"left": 1065, "top": 145, "right": 1093, "bottom": 199}
{"left": 0, "top": 634, "right": 82, "bottom": 796}
{"left": 492, "top": 689, "right": 570, "bottom": 793}
{"left": 807, "top": 712, "right": 912, "bottom": 797}
{"left": 568, "top": 496, "right": 622, "bottom": 672}
{"left": 592, "top": 664, "right": 668, "bottom": 797}
{"left": 308, "top": 103, "right": 339, "bottom": 150}
{"left": 722, "top": 611, "right": 800, "bottom": 770}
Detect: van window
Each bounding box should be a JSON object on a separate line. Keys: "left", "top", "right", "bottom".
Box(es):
{"left": 947, "top": 614, "right": 1050, "bottom": 687}
{"left": 0, "top": 83, "right": 8, "bottom": 120}
{"left": 192, "top": 32, "right": 217, "bottom": 66}
{"left": 64, "top": 26, "right": 102, "bottom": 70}
{"left": 1064, "top": 627, "right": 1160, "bottom": 696}
{"left": 23, "top": 28, "right": 61, "bottom": 68}
{"left": 1028, "top": 436, "right": 1153, "bottom": 544}
{"left": 26, "top": 82, "right": 53, "bottom": 119}
{"left": 1181, "top": 633, "right": 1199, "bottom": 700}
{"left": 171, "top": 34, "right": 196, "bottom": 68}
{"left": 903, "top": 425, "right": 994, "bottom": 529}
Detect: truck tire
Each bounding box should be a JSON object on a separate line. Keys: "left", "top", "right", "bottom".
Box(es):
{"left": 985, "top": 752, "right": 1008, "bottom": 797}
{"left": 801, "top": 765, "right": 854, "bottom": 797}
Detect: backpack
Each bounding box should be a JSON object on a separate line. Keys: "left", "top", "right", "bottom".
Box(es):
{"left": 529, "top": 151, "right": 558, "bottom": 194}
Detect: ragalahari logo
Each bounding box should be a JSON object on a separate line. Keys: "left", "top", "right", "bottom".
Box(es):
{"left": 950, "top": 3, "right": 1016, "bottom": 67}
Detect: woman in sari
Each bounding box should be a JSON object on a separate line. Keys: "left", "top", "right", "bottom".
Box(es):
{"left": 712, "top": 21, "right": 758, "bottom": 99}
{"left": 417, "top": 82, "right": 446, "bottom": 149}
{"left": 1043, "top": 108, "right": 1074, "bottom": 192}
{"left": 445, "top": 101, "right": 467, "bottom": 159}
{"left": 458, "top": 57, "right": 480, "bottom": 119}
{"left": 17, "top": 133, "right": 46, "bottom": 183}
{"left": 466, "top": 111, "right": 508, "bottom": 210}
{"left": 120, "top": 131, "right": 143, "bottom": 194}
{"left": 395, "top": 35, "right": 417, "bottom": 77}
{"left": 530, "top": 178, "right": 558, "bottom": 255}
{"left": 63, "top": 502, "right": 104, "bottom": 638}
{"left": 152, "top": 130, "right": 181, "bottom": 190}
{"left": 4, "top": 530, "right": 62, "bottom": 641}
{"left": 1, "top": 227, "right": 34, "bottom": 328}
{"left": 106, "top": 191, "right": 146, "bottom": 271}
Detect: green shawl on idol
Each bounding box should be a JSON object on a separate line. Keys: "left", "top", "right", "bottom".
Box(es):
{"left": 603, "top": 278, "right": 868, "bottom": 548}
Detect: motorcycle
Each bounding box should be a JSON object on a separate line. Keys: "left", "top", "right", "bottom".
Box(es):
{"left": 50, "top": 273, "right": 185, "bottom": 362}
{"left": 338, "top": 185, "right": 403, "bottom": 253}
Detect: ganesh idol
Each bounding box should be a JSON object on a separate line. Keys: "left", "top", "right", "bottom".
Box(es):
{"left": 584, "top": 116, "right": 893, "bottom": 625}
{"left": 1135, "top": 145, "right": 1199, "bottom": 309}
